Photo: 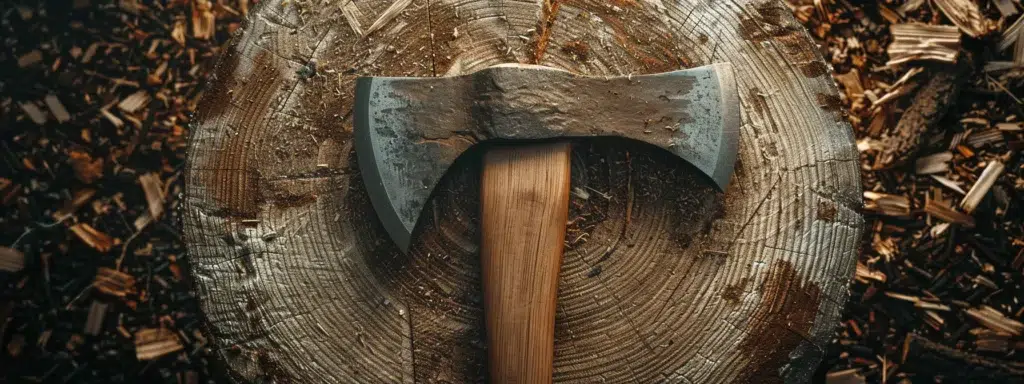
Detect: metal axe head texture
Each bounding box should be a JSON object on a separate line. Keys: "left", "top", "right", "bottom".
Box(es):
{"left": 354, "top": 63, "right": 740, "bottom": 251}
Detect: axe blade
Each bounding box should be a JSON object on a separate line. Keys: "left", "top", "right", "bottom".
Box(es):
{"left": 354, "top": 63, "right": 740, "bottom": 251}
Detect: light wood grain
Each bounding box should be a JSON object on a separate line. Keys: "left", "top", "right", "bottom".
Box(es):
{"left": 480, "top": 143, "right": 572, "bottom": 384}
{"left": 183, "top": 0, "right": 863, "bottom": 382}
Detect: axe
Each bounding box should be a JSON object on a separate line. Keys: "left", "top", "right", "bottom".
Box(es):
{"left": 354, "top": 63, "right": 740, "bottom": 383}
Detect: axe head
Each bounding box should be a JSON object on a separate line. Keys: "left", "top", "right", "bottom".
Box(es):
{"left": 354, "top": 63, "right": 740, "bottom": 251}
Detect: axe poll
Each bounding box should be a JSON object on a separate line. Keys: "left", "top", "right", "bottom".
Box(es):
{"left": 354, "top": 63, "right": 740, "bottom": 383}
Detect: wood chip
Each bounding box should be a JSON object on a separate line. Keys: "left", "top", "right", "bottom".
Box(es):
{"left": 966, "top": 306, "right": 1024, "bottom": 336}
{"left": 887, "top": 24, "right": 960, "bottom": 66}
{"left": 0, "top": 247, "right": 25, "bottom": 273}
{"left": 100, "top": 108, "right": 124, "bottom": 128}
{"left": 117, "top": 90, "right": 150, "bottom": 114}
{"left": 134, "top": 328, "right": 183, "bottom": 360}
{"left": 965, "top": 129, "right": 1004, "bottom": 147}
{"left": 17, "top": 50, "right": 43, "bottom": 67}
{"left": 139, "top": 173, "right": 164, "bottom": 220}
{"left": 70, "top": 223, "right": 114, "bottom": 252}
{"left": 960, "top": 160, "right": 1004, "bottom": 213}
{"left": 44, "top": 95, "right": 71, "bottom": 123}
{"left": 191, "top": 0, "right": 215, "bottom": 40}
{"left": 864, "top": 191, "right": 911, "bottom": 216}
{"left": 924, "top": 199, "right": 976, "bottom": 227}
{"left": 915, "top": 152, "right": 953, "bottom": 174}
{"left": 363, "top": 0, "right": 413, "bottom": 37}
{"left": 826, "top": 368, "right": 866, "bottom": 384}
{"left": 93, "top": 267, "right": 135, "bottom": 297}
{"left": 994, "top": 0, "right": 1019, "bottom": 17}
{"left": 931, "top": 175, "right": 966, "bottom": 194}
{"left": 855, "top": 262, "right": 887, "bottom": 283}
{"left": 20, "top": 102, "right": 48, "bottom": 125}
{"left": 835, "top": 69, "right": 864, "bottom": 99}
{"left": 84, "top": 301, "right": 107, "bottom": 335}
{"left": 932, "top": 0, "right": 990, "bottom": 38}
{"left": 68, "top": 150, "right": 103, "bottom": 184}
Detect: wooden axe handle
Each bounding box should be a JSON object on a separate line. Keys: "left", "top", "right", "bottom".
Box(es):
{"left": 480, "top": 142, "right": 571, "bottom": 384}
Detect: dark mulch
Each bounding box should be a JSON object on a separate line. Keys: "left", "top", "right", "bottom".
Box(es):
{"left": 2, "top": 0, "right": 1023, "bottom": 383}
{"left": 1, "top": 1, "right": 244, "bottom": 382}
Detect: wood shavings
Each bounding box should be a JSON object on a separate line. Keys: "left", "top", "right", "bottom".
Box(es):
{"left": 71, "top": 223, "right": 114, "bottom": 252}
{"left": 931, "top": 175, "right": 966, "bottom": 194}
{"left": 864, "top": 191, "right": 911, "bottom": 216}
{"left": 966, "top": 306, "right": 1024, "bottom": 335}
{"left": 19, "top": 102, "right": 47, "bottom": 125}
{"left": 134, "top": 328, "right": 183, "bottom": 360}
{"left": 960, "top": 160, "right": 1004, "bottom": 213}
{"left": 932, "top": 0, "right": 991, "bottom": 37}
{"left": 93, "top": 267, "right": 135, "bottom": 297}
{"left": 915, "top": 152, "right": 953, "bottom": 174}
{"left": 886, "top": 24, "right": 960, "bottom": 66}
{"left": 117, "top": 90, "right": 150, "bottom": 113}
{"left": 363, "top": 0, "right": 413, "bottom": 37}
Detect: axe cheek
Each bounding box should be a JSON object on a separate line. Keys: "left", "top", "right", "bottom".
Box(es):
{"left": 354, "top": 63, "right": 741, "bottom": 251}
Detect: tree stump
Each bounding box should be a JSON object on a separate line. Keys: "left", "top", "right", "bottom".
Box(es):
{"left": 183, "top": 0, "right": 863, "bottom": 382}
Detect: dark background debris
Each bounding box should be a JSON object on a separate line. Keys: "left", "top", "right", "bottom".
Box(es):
{"left": 1, "top": 0, "right": 244, "bottom": 382}
{"left": 1, "top": 0, "right": 1022, "bottom": 383}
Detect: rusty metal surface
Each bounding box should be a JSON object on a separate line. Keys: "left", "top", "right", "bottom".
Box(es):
{"left": 354, "top": 63, "right": 739, "bottom": 251}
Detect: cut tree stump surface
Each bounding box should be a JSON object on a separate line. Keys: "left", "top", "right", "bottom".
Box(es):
{"left": 183, "top": 0, "right": 862, "bottom": 382}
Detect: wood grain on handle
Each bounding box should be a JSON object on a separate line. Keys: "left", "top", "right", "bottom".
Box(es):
{"left": 480, "top": 142, "right": 572, "bottom": 384}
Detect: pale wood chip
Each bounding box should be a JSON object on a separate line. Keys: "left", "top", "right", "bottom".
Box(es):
{"left": 864, "top": 191, "right": 911, "bottom": 216}
{"left": 961, "top": 160, "right": 1004, "bottom": 213}
{"left": 885, "top": 292, "right": 920, "bottom": 302}
{"left": 44, "top": 95, "right": 71, "bottom": 123}
{"left": 997, "top": 122, "right": 1022, "bottom": 131}
{"left": 81, "top": 43, "right": 99, "bottom": 63}
{"left": 931, "top": 175, "right": 966, "bottom": 195}
{"left": 994, "top": 0, "right": 1019, "bottom": 17}
{"left": 171, "top": 20, "right": 187, "bottom": 45}
{"left": 855, "top": 262, "right": 886, "bottom": 283}
{"left": 139, "top": 173, "right": 165, "bottom": 220}
{"left": 915, "top": 301, "right": 952, "bottom": 311}
{"left": 915, "top": 152, "right": 953, "bottom": 174}
{"left": 191, "top": 0, "right": 216, "bottom": 40}
{"left": 965, "top": 129, "right": 1004, "bottom": 147}
{"left": 966, "top": 306, "right": 1024, "bottom": 336}
{"left": 117, "top": 90, "right": 150, "bottom": 113}
{"left": 134, "top": 328, "right": 183, "bottom": 360}
{"left": 932, "top": 0, "right": 991, "bottom": 37}
{"left": 100, "top": 108, "right": 124, "bottom": 128}
{"left": 94, "top": 267, "right": 135, "bottom": 297}
{"left": 0, "top": 247, "right": 25, "bottom": 273}
{"left": 71, "top": 223, "right": 115, "bottom": 252}
{"left": 834, "top": 69, "right": 864, "bottom": 99}
{"left": 825, "top": 368, "right": 866, "bottom": 384}
{"left": 363, "top": 0, "right": 413, "bottom": 37}
{"left": 341, "top": 0, "right": 365, "bottom": 37}
{"left": 84, "top": 301, "right": 108, "bottom": 335}
{"left": 19, "top": 102, "right": 47, "bottom": 125}
{"left": 887, "top": 24, "right": 960, "bottom": 66}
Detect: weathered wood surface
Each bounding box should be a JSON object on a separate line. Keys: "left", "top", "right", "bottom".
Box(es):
{"left": 183, "top": 0, "right": 862, "bottom": 382}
